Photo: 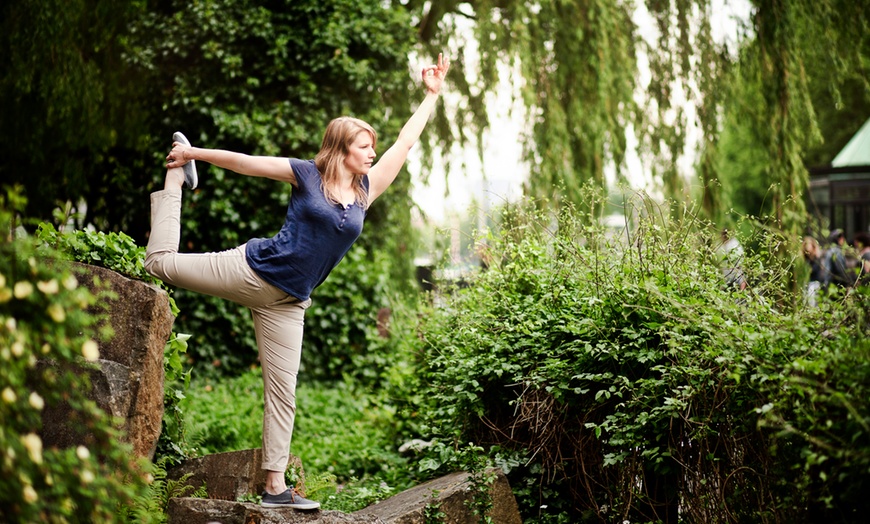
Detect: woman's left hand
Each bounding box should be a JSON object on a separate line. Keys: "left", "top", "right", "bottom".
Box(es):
{"left": 166, "top": 142, "right": 192, "bottom": 168}
{"left": 422, "top": 53, "right": 450, "bottom": 95}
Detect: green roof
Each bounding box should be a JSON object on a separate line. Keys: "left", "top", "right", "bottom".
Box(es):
{"left": 832, "top": 118, "right": 870, "bottom": 167}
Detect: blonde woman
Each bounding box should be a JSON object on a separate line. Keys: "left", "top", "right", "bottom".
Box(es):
{"left": 145, "top": 54, "right": 449, "bottom": 510}
{"left": 802, "top": 235, "right": 823, "bottom": 306}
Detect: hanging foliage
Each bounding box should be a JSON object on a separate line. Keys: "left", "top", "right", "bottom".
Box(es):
{"left": 406, "top": 0, "right": 868, "bottom": 228}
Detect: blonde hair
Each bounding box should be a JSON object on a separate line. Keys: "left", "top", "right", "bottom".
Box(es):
{"left": 802, "top": 236, "right": 820, "bottom": 260}
{"left": 315, "top": 117, "right": 376, "bottom": 209}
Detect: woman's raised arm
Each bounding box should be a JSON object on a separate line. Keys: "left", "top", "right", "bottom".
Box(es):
{"left": 367, "top": 53, "right": 450, "bottom": 202}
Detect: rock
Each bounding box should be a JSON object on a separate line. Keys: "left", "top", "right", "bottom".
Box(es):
{"left": 165, "top": 457, "right": 522, "bottom": 523}
{"left": 167, "top": 498, "right": 385, "bottom": 524}
{"left": 39, "top": 263, "right": 173, "bottom": 460}
{"left": 167, "top": 449, "right": 307, "bottom": 501}
{"left": 354, "top": 469, "right": 522, "bottom": 524}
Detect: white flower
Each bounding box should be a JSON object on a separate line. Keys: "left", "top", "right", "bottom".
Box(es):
{"left": 81, "top": 470, "right": 95, "bottom": 484}
{"left": 11, "top": 340, "right": 24, "bottom": 357}
{"left": 81, "top": 339, "right": 99, "bottom": 361}
{"left": 22, "top": 485, "right": 38, "bottom": 504}
{"left": 76, "top": 446, "right": 90, "bottom": 460}
{"left": 4, "top": 317, "right": 15, "bottom": 331}
{"left": 13, "top": 281, "right": 33, "bottom": 299}
{"left": 29, "top": 392, "right": 44, "bottom": 411}
{"left": 47, "top": 303, "right": 66, "bottom": 323}
{"left": 62, "top": 274, "right": 78, "bottom": 290}
{"left": 21, "top": 433, "right": 43, "bottom": 465}
{"left": 37, "top": 279, "right": 59, "bottom": 294}
{"left": 2, "top": 387, "right": 16, "bottom": 404}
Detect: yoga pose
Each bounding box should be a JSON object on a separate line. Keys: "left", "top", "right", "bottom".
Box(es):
{"left": 145, "top": 54, "right": 449, "bottom": 510}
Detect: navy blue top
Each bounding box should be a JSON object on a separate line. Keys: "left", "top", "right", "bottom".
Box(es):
{"left": 245, "top": 158, "right": 368, "bottom": 301}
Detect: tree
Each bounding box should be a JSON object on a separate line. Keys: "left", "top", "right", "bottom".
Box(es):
{"left": 0, "top": 0, "right": 152, "bottom": 234}
{"left": 405, "top": 1, "right": 868, "bottom": 231}
{"left": 717, "top": 4, "right": 870, "bottom": 220}
{"left": 406, "top": 0, "right": 639, "bottom": 211}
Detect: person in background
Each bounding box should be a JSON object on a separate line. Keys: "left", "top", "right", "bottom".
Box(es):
{"left": 822, "top": 229, "right": 852, "bottom": 290}
{"left": 802, "top": 235, "right": 824, "bottom": 306}
{"left": 144, "top": 54, "right": 450, "bottom": 510}
{"left": 716, "top": 228, "right": 747, "bottom": 291}
{"left": 852, "top": 231, "right": 870, "bottom": 285}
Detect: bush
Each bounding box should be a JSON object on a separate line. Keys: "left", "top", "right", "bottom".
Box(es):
{"left": 0, "top": 188, "right": 150, "bottom": 522}
{"left": 400, "top": 197, "right": 870, "bottom": 523}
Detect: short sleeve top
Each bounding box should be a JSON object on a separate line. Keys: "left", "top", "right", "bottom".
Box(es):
{"left": 245, "top": 158, "right": 368, "bottom": 301}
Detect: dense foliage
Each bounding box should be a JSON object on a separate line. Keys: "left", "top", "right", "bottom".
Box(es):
{"left": 0, "top": 190, "right": 150, "bottom": 522}
{"left": 400, "top": 197, "right": 870, "bottom": 523}
{"left": 408, "top": 0, "right": 869, "bottom": 236}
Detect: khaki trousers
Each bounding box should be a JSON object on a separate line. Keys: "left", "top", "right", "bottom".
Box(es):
{"left": 144, "top": 189, "right": 310, "bottom": 472}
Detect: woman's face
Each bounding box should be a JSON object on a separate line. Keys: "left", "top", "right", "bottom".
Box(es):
{"left": 343, "top": 131, "right": 376, "bottom": 176}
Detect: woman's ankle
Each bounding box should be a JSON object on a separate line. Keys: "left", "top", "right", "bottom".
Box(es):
{"left": 265, "top": 471, "right": 287, "bottom": 495}
{"left": 163, "top": 167, "right": 185, "bottom": 191}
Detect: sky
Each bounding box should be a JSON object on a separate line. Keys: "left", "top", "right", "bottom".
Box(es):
{"left": 407, "top": 0, "right": 752, "bottom": 225}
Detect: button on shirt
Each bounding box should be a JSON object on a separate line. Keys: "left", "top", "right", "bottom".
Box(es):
{"left": 245, "top": 159, "right": 368, "bottom": 301}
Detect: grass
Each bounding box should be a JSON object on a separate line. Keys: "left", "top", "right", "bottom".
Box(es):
{"left": 182, "top": 367, "right": 418, "bottom": 511}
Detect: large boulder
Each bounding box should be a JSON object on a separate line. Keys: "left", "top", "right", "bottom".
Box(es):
{"left": 167, "top": 449, "right": 307, "bottom": 501}
{"left": 354, "top": 469, "right": 522, "bottom": 524}
{"left": 40, "top": 262, "right": 173, "bottom": 460}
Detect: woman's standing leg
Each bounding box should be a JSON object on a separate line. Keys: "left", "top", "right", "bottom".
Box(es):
{"left": 249, "top": 297, "right": 311, "bottom": 494}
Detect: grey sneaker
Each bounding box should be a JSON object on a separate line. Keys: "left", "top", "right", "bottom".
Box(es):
{"left": 172, "top": 131, "right": 198, "bottom": 189}
{"left": 260, "top": 488, "right": 320, "bottom": 510}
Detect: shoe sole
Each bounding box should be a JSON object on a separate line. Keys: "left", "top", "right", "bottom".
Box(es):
{"left": 172, "top": 131, "right": 198, "bottom": 189}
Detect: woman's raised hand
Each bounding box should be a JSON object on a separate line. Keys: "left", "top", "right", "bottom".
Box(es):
{"left": 422, "top": 53, "right": 450, "bottom": 95}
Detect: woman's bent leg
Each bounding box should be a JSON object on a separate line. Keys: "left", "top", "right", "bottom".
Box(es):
{"left": 252, "top": 297, "right": 310, "bottom": 473}
{"left": 144, "top": 189, "right": 285, "bottom": 305}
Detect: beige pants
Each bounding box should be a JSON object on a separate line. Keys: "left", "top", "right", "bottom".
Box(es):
{"left": 144, "top": 189, "right": 310, "bottom": 472}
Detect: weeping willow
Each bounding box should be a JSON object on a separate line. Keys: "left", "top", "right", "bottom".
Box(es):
{"left": 406, "top": 0, "right": 869, "bottom": 236}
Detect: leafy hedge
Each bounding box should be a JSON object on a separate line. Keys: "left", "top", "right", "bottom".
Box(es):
{"left": 401, "top": 198, "right": 870, "bottom": 523}
{"left": 1, "top": 189, "right": 149, "bottom": 522}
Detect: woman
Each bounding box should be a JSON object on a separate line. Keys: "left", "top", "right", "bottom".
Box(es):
{"left": 802, "top": 235, "right": 824, "bottom": 306}
{"left": 145, "top": 54, "right": 449, "bottom": 510}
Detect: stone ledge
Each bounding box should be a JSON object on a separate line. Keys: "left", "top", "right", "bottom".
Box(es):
{"left": 168, "top": 497, "right": 385, "bottom": 524}
{"left": 354, "top": 468, "right": 521, "bottom": 524}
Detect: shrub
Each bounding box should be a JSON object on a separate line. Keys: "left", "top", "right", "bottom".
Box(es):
{"left": 401, "top": 197, "right": 870, "bottom": 523}
{"left": 0, "top": 188, "right": 149, "bottom": 522}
